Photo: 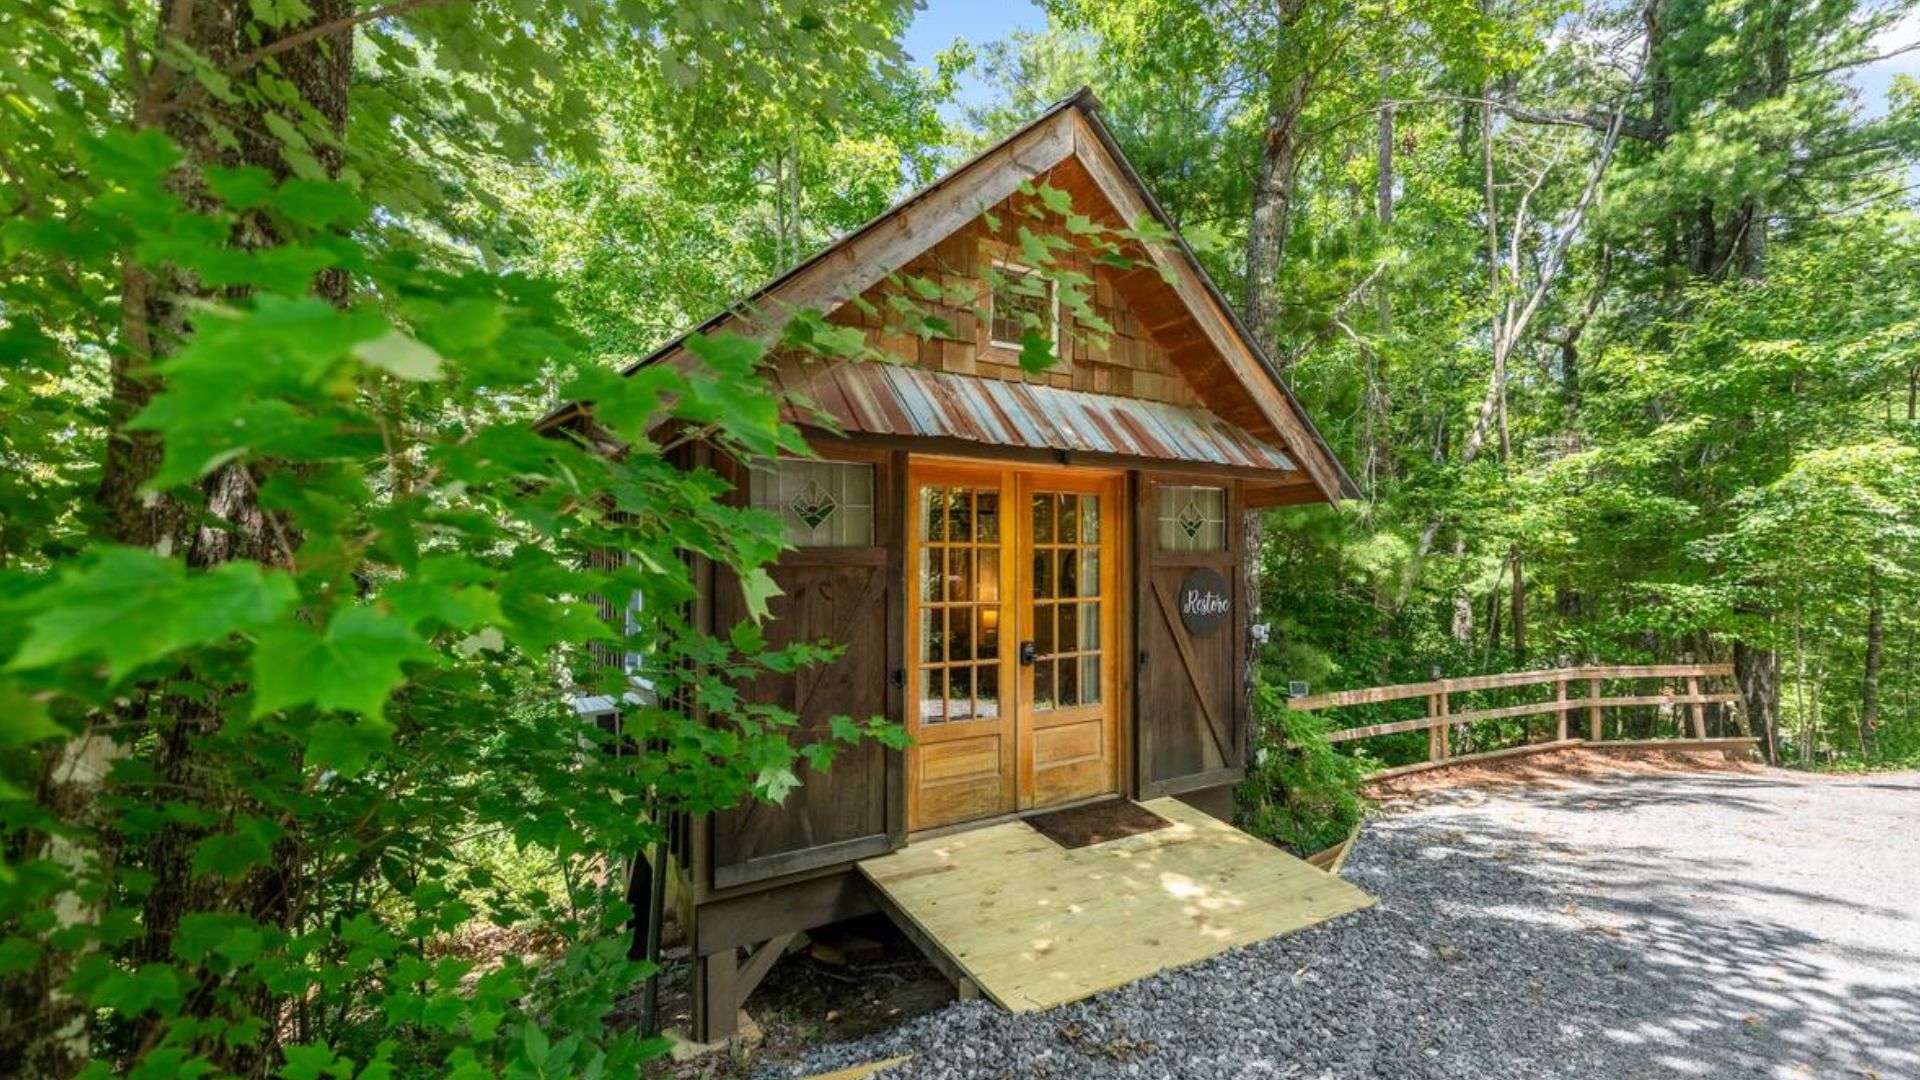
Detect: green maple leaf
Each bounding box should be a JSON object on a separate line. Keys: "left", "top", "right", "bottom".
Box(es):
{"left": 251, "top": 606, "right": 436, "bottom": 721}
{"left": 1017, "top": 330, "right": 1056, "bottom": 374}
{"left": 6, "top": 550, "right": 296, "bottom": 680}
{"left": 353, "top": 329, "right": 445, "bottom": 382}
{"left": 737, "top": 567, "right": 783, "bottom": 624}
{"left": 0, "top": 680, "right": 62, "bottom": 748}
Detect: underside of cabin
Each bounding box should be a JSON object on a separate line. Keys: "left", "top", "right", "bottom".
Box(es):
{"left": 547, "top": 89, "right": 1365, "bottom": 1042}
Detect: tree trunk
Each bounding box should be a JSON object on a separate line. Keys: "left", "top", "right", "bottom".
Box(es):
{"left": 1242, "top": 0, "right": 1312, "bottom": 358}
{"left": 1734, "top": 637, "right": 1780, "bottom": 765}
{"left": 1862, "top": 566, "right": 1883, "bottom": 755}
{"left": 1450, "top": 538, "right": 1474, "bottom": 645}
{"left": 35, "top": 4, "right": 356, "bottom": 1075}
{"left": 1509, "top": 546, "right": 1527, "bottom": 657}
{"left": 1245, "top": 99, "right": 1303, "bottom": 356}
{"left": 1363, "top": 64, "right": 1394, "bottom": 494}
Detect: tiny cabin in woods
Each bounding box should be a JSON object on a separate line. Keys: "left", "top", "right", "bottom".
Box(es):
{"left": 540, "top": 89, "right": 1359, "bottom": 1040}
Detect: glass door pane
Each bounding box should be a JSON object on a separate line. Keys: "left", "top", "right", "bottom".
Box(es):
{"left": 1028, "top": 489, "right": 1104, "bottom": 712}
{"left": 917, "top": 485, "right": 1003, "bottom": 724}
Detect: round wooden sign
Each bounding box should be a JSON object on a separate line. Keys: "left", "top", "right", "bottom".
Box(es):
{"left": 1177, "top": 567, "right": 1232, "bottom": 637}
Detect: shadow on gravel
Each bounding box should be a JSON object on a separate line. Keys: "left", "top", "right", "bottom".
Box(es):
{"left": 762, "top": 776, "right": 1920, "bottom": 1080}
{"left": 1357, "top": 814, "right": 1920, "bottom": 1080}
{"left": 1512, "top": 773, "right": 1797, "bottom": 815}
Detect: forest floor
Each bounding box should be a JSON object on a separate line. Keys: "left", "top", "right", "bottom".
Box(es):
{"left": 736, "top": 766, "right": 1920, "bottom": 1079}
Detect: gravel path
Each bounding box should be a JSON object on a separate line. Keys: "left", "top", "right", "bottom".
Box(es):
{"left": 763, "top": 769, "right": 1920, "bottom": 1080}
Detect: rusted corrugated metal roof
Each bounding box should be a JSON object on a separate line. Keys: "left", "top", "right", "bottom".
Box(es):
{"left": 786, "top": 364, "right": 1298, "bottom": 475}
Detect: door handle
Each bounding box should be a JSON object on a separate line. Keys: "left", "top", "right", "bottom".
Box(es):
{"left": 1018, "top": 640, "right": 1037, "bottom": 666}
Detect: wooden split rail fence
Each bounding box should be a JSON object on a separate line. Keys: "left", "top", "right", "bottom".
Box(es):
{"left": 1288, "top": 664, "right": 1759, "bottom": 781}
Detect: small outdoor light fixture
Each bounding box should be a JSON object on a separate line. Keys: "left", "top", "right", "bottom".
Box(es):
{"left": 1288, "top": 681, "right": 1309, "bottom": 699}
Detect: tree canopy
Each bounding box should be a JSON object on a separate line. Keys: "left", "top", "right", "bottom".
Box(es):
{"left": 2, "top": 0, "right": 1917, "bottom": 1076}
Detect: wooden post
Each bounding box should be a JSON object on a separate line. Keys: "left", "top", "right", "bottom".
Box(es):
{"left": 1588, "top": 677, "right": 1603, "bottom": 741}
{"left": 1686, "top": 674, "right": 1707, "bottom": 738}
{"left": 1555, "top": 675, "right": 1568, "bottom": 741}
{"left": 1435, "top": 687, "right": 1451, "bottom": 760}
{"left": 692, "top": 947, "right": 739, "bottom": 1042}
{"left": 1426, "top": 692, "right": 1442, "bottom": 762}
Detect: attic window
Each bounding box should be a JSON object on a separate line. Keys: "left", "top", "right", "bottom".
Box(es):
{"left": 988, "top": 261, "right": 1058, "bottom": 352}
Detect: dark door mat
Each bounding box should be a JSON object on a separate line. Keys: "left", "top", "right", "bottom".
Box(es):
{"left": 1025, "top": 800, "right": 1171, "bottom": 850}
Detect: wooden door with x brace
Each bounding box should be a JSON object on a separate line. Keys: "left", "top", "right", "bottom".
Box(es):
{"left": 905, "top": 462, "right": 1123, "bottom": 832}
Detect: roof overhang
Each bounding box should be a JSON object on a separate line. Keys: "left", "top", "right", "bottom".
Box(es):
{"left": 538, "top": 87, "right": 1359, "bottom": 505}
{"left": 785, "top": 364, "right": 1304, "bottom": 482}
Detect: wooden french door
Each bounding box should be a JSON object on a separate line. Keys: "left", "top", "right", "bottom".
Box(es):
{"left": 906, "top": 462, "right": 1122, "bottom": 832}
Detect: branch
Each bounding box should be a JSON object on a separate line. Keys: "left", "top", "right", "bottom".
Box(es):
{"left": 1303, "top": 94, "right": 1662, "bottom": 144}
{"left": 1788, "top": 39, "right": 1920, "bottom": 85}
{"left": 227, "top": 0, "right": 468, "bottom": 76}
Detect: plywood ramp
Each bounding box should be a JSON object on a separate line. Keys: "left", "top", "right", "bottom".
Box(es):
{"left": 858, "top": 798, "right": 1375, "bottom": 1012}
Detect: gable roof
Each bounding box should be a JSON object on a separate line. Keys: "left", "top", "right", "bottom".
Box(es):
{"left": 541, "top": 87, "right": 1358, "bottom": 504}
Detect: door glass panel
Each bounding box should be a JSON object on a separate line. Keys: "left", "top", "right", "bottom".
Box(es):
{"left": 950, "top": 607, "right": 973, "bottom": 662}
{"left": 1028, "top": 487, "right": 1104, "bottom": 712}
{"left": 1033, "top": 550, "right": 1054, "bottom": 598}
{"left": 922, "top": 488, "right": 946, "bottom": 542}
{"left": 948, "top": 666, "right": 973, "bottom": 720}
{"left": 918, "top": 482, "right": 1005, "bottom": 726}
{"left": 977, "top": 607, "right": 1000, "bottom": 659}
{"left": 922, "top": 549, "right": 943, "bottom": 603}
{"left": 977, "top": 492, "right": 1000, "bottom": 541}
{"left": 920, "top": 668, "right": 944, "bottom": 721}
{"left": 1058, "top": 654, "right": 1079, "bottom": 707}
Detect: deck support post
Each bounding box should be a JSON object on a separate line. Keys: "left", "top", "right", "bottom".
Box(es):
{"left": 692, "top": 932, "right": 797, "bottom": 1044}
{"left": 692, "top": 948, "right": 738, "bottom": 1043}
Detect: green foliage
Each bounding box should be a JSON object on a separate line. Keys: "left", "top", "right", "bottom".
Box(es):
{"left": 1012, "top": 0, "right": 1920, "bottom": 782}
{"left": 1236, "top": 681, "right": 1365, "bottom": 856}
{"left": 0, "top": 2, "right": 929, "bottom": 1077}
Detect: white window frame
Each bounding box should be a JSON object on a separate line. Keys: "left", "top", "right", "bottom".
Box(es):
{"left": 986, "top": 259, "right": 1060, "bottom": 353}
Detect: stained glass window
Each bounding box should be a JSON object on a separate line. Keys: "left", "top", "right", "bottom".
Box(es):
{"left": 749, "top": 459, "right": 875, "bottom": 547}
{"left": 1156, "top": 484, "right": 1227, "bottom": 552}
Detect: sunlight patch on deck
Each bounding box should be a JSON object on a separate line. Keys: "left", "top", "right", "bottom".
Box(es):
{"left": 858, "top": 798, "right": 1376, "bottom": 1012}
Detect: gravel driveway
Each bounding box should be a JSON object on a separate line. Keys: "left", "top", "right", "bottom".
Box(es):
{"left": 764, "top": 769, "right": 1920, "bottom": 1079}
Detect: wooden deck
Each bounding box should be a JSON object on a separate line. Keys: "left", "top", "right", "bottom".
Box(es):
{"left": 857, "top": 797, "right": 1375, "bottom": 1012}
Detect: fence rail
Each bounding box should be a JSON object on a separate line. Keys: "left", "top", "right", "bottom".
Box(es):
{"left": 1289, "top": 663, "right": 1755, "bottom": 778}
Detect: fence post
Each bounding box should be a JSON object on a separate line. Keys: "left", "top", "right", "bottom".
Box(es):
{"left": 1426, "top": 692, "right": 1443, "bottom": 762}
{"left": 1588, "top": 676, "right": 1603, "bottom": 742}
{"left": 1555, "top": 674, "right": 1568, "bottom": 741}
{"left": 1685, "top": 674, "right": 1707, "bottom": 738}
{"left": 1436, "top": 685, "right": 1452, "bottom": 760}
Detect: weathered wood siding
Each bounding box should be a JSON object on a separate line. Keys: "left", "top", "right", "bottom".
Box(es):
{"left": 822, "top": 160, "right": 1200, "bottom": 406}
{"left": 707, "top": 448, "right": 905, "bottom": 890}
{"left": 1133, "top": 475, "right": 1249, "bottom": 797}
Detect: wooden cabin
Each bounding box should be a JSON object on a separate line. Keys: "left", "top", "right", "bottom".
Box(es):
{"left": 542, "top": 89, "right": 1357, "bottom": 1041}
